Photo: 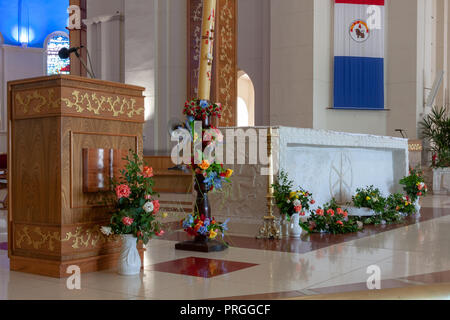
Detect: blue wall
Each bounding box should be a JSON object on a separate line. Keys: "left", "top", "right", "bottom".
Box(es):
{"left": 0, "top": 0, "right": 69, "bottom": 48}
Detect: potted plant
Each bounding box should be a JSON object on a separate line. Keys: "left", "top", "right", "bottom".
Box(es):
{"left": 399, "top": 168, "right": 428, "bottom": 212}
{"left": 101, "top": 151, "right": 166, "bottom": 276}
{"left": 386, "top": 193, "right": 416, "bottom": 217}
{"left": 419, "top": 106, "right": 450, "bottom": 195}
{"left": 272, "top": 170, "right": 316, "bottom": 237}
{"left": 351, "top": 186, "right": 386, "bottom": 216}
{"left": 300, "top": 199, "right": 361, "bottom": 235}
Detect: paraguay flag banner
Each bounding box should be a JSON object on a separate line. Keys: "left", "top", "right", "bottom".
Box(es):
{"left": 334, "top": 0, "right": 385, "bottom": 109}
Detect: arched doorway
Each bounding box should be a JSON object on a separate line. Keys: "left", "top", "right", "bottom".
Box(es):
{"left": 237, "top": 70, "right": 255, "bottom": 127}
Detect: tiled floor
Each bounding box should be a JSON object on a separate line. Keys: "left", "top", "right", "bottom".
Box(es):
{"left": 0, "top": 195, "right": 449, "bottom": 300}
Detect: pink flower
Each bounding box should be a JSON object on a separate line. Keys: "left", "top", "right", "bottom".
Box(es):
{"left": 152, "top": 200, "right": 160, "bottom": 214}
{"left": 417, "top": 192, "right": 422, "bottom": 196}
{"left": 122, "top": 216, "right": 134, "bottom": 226}
{"left": 115, "top": 184, "right": 131, "bottom": 199}
{"left": 337, "top": 208, "right": 344, "bottom": 215}
{"left": 316, "top": 209, "right": 325, "bottom": 216}
{"left": 156, "top": 230, "right": 165, "bottom": 237}
{"left": 327, "top": 209, "right": 335, "bottom": 216}
{"left": 145, "top": 194, "right": 152, "bottom": 200}
{"left": 294, "top": 206, "right": 302, "bottom": 213}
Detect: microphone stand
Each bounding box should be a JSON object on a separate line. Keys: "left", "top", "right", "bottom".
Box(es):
{"left": 74, "top": 49, "right": 96, "bottom": 79}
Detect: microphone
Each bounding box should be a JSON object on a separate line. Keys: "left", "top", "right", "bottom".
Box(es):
{"left": 57, "top": 45, "right": 96, "bottom": 79}
{"left": 58, "top": 46, "right": 84, "bottom": 59}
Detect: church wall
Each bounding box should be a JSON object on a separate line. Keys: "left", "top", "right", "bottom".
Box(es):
{"left": 87, "top": 0, "right": 187, "bottom": 155}
{"left": 0, "top": 45, "right": 45, "bottom": 153}
{"left": 237, "top": 0, "right": 271, "bottom": 126}
{"left": 310, "top": 0, "right": 425, "bottom": 139}
{"left": 269, "top": 0, "right": 315, "bottom": 128}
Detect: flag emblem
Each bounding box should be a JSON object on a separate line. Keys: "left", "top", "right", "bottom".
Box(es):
{"left": 349, "top": 20, "right": 370, "bottom": 43}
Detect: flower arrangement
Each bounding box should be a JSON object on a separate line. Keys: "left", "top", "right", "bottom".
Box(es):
{"left": 352, "top": 186, "right": 386, "bottom": 213}
{"left": 300, "top": 199, "right": 361, "bottom": 234}
{"left": 399, "top": 168, "right": 428, "bottom": 202}
{"left": 272, "top": 170, "right": 316, "bottom": 217}
{"left": 183, "top": 99, "right": 223, "bottom": 121}
{"left": 181, "top": 213, "right": 229, "bottom": 241}
{"left": 101, "top": 151, "right": 166, "bottom": 244}
{"left": 194, "top": 160, "right": 233, "bottom": 192}
{"left": 386, "top": 193, "right": 416, "bottom": 216}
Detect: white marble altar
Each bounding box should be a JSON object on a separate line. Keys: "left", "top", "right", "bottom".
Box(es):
{"left": 210, "top": 126, "right": 409, "bottom": 234}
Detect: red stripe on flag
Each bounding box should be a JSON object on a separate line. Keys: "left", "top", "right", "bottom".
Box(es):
{"left": 335, "top": 0, "right": 384, "bottom": 5}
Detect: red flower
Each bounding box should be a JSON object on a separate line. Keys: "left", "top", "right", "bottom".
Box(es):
{"left": 327, "top": 209, "right": 335, "bottom": 216}
{"left": 417, "top": 192, "right": 422, "bottom": 196}
{"left": 115, "top": 184, "right": 131, "bottom": 199}
{"left": 152, "top": 200, "right": 160, "bottom": 213}
{"left": 122, "top": 216, "right": 134, "bottom": 226}
{"left": 137, "top": 231, "right": 143, "bottom": 238}
{"left": 310, "top": 199, "right": 316, "bottom": 204}
{"left": 337, "top": 208, "right": 344, "bottom": 215}
{"left": 316, "top": 209, "right": 325, "bottom": 216}
{"left": 294, "top": 206, "right": 302, "bottom": 213}
{"left": 337, "top": 220, "right": 344, "bottom": 226}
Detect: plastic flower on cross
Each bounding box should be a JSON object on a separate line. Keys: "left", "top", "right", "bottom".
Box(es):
{"left": 199, "top": 160, "right": 210, "bottom": 170}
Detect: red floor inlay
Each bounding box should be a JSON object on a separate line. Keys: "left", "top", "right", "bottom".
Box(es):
{"left": 0, "top": 242, "right": 7, "bottom": 251}
{"left": 147, "top": 257, "right": 258, "bottom": 278}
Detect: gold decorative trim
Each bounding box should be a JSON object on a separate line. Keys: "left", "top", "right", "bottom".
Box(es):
{"left": 62, "top": 225, "right": 120, "bottom": 249}
{"left": 15, "top": 226, "right": 61, "bottom": 252}
{"left": 61, "top": 90, "right": 144, "bottom": 118}
{"left": 408, "top": 144, "right": 423, "bottom": 152}
{"left": 15, "top": 89, "right": 60, "bottom": 115}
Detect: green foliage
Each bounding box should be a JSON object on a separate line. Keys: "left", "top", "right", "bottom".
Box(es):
{"left": 272, "top": 170, "right": 315, "bottom": 217}
{"left": 272, "top": 171, "right": 295, "bottom": 216}
{"left": 386, "top": 193, "right": 416, "bottom": 215}
{"left": 299, "top": 199, "right": 360, "bottom": 235}
{"left": 419, "top": 106, "right": 450, "bottom": 167}
{"left": 104, "top": 150, "right": 164, "bottom": 245}
{"left": 399, "top": 168, "right": 428, "bottom": 202}
{"left": 352, "top": 186, "right": 386, "bottom": 213}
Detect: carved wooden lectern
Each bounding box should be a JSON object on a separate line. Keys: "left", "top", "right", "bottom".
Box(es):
{"left": 7, "top": 75, "right": 145, "bottom": 277}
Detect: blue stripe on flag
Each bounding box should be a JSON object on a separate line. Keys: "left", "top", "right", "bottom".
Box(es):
{"left": 333, "top": 56, "right": 384, "bottom": 109}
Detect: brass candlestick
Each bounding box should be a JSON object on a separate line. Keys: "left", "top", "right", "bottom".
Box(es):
{"left": 257, "top": 127, "right": 281, "bottom": 239}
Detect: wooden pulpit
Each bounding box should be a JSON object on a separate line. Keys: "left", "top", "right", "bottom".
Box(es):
{"left": 7, "top": 75, "right": 145, "bottom": 277}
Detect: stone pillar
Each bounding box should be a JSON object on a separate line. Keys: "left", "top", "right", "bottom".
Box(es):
{"left": 83, "top": 13, "right": 124, "bottom": 82}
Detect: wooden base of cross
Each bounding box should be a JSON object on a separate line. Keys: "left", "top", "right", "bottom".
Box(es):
{"left": 175, "top": 236, "right": 228, "bottom": 253}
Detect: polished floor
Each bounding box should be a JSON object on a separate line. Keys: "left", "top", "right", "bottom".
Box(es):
{"left": 0, "top": 195, "right": 449, "bottom": 300}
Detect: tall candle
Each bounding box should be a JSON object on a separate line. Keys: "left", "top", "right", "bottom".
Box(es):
{"left": 198, "top": 0, "right": 217, "bottom": 101}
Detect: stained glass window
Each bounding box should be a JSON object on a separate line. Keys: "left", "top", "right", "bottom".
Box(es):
{"left": 46, "top": 34, "right": 70, "bottom": 75}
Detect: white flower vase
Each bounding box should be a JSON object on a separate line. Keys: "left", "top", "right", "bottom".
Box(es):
{"left": 289, "top": 213, "right": 302, "bottom": 238}
{"left": 414, "top": 198, "right": 421, "bottom": 214}
{"left": 118, "top": 234, "right": 141, "bottom": 276}
{"left": 281, "top": 214, "right": 290, "bottom": 237}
